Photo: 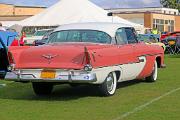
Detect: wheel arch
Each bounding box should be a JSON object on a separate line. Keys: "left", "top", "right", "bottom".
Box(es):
{"left": 114, "top": 70, "right": 121, "bottom": 81}
{"left": 156, "top": 56, "right": 161, "bottom": 68}
{"left": 93, "top": 66, "right": 122, "bottom": 84}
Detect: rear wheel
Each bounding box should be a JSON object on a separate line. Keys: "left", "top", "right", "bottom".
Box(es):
{"left": 99, "top": 72, "right": 117, "bottom": 96}
{"left": 146, "top": 61, "right": 158, "bottom": 82}
{"left": 32, "top": 82, "right": 53, "bottom": 95}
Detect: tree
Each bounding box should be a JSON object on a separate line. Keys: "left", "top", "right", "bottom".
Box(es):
{"left": 160, "top": 0, "right": 180, "bottom": 11}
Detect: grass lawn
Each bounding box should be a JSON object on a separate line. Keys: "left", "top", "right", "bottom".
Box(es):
{"left": 0, "top": 55, "right": 180, "bottom": 120}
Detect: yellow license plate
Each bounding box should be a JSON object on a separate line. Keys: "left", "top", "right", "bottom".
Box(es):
{"left": 41, "top": 70, "right": 56, "bottom": 79}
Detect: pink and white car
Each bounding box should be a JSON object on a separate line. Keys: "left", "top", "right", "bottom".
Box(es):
{"left": 6, "top": 23, "right": 165, "bottom": 96}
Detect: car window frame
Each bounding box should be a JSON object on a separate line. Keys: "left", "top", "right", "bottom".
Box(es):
{"left": 115, "top": 27, "right": 128, "bottom": 45}
{"left": 124, "top": 27, "right": 138, "bottom": 44}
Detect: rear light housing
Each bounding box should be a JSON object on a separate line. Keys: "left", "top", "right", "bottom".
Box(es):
{"left": 84, "top": 47, "right": 93, "bottom": 71}
{"left": 7, "top": 51, "right": 15, "bottom": 71}
{"left": 84, "top": 64, "right": 92, "bottom": 71}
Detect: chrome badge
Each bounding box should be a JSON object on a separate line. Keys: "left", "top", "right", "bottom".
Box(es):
{"left": 42, "top": 54, "right": 58, "bottom": 64}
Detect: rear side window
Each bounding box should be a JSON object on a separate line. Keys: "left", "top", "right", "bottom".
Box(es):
{"left": 115, "top": 28, "right": 128, "bottom": 45}
{"left": 125, "top": 28, "right": 137, "bottom": 44}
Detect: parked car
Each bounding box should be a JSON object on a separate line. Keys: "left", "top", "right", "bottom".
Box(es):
{"left": 160, "top": 31, "right": 180, "bottom": 41}
{"left": 138, "top": 34, "right": 166, "bottom": 51}
{"left": 33, "top": 30, "right": 53, "bottom": 46}
{"left": 6, "top": 23, "right": 165, "bottom": 96}
{"left": 24, "top": 29, "right": 54, "bottom": 45}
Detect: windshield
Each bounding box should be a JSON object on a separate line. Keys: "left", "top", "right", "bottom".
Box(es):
{"left": 34, "top": 30, "right": 52, "bottom": 36}
{"left": 138, "top": 34, "right": 158, "bottom": 43}
{"left": 48, "top": 30, "right": 112, "bottom": 44}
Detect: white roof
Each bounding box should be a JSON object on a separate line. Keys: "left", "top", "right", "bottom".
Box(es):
{"left": 17, "top": 0, "right": 142, "bottom": 28}
{"left": 54, "top": 22, "right": 132, "bottom": 37}
{"left": 1, "top": 21, "right": 19, "bottom": 27}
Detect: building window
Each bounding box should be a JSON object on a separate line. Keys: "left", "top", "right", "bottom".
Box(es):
{"left": 165, "top": 20, "right": 168, "bottom": 24}
{"left": 153, "top": 19, "right": 164, "bottom": 32}
{"left": 153, "top": 19, "right": 174, "bottom": 32}
{"left": 168, "top": 20, "right": 174, "bottom": 32}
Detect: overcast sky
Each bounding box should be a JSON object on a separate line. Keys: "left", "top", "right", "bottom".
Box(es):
{"left": 0, "top": 0, "right": 161, "bottom": 8}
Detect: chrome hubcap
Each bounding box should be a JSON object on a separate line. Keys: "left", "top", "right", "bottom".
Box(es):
{"left": 106, "top": 74, "right": 114, "bottom": 93}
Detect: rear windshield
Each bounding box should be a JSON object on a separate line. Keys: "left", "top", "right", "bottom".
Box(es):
{"left": 48, "top": 30, "right": 111, "bottom": 44}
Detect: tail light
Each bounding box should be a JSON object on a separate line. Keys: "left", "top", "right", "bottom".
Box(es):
{"left": 84, "top": 47, "right": 91, "bottom": 64}
{"left": 8, "top": 51, "right": 14, "bottom": 64}
{"left": 84, "top": 47, "right": 92, "bottom": 71}
{"left": 7, "top": 51, "right": 15, "bottom": 71}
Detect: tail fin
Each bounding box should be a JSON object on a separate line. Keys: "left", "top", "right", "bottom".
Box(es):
{"left": 84, "top": 46, "right": 91, "bottom": 64}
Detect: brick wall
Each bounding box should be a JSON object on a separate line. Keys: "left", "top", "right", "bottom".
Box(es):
{"left": 0, "top": 4, "right": 14, "bottom": 15}
{"left": 175, "top": 16, "right": 180, "bottom": 31}
{"left": 14, "top": 7, "right": 45, "bottom": 15}
{"left": 0, "top": 3, "right": 45, "bottom": 21}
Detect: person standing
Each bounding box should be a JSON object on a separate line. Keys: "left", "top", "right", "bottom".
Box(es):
{"left": 0, "top": 23, "right": 6, "bottom": 31}
{"left": 0, "top": 22, "right": 6, "bottom": 31}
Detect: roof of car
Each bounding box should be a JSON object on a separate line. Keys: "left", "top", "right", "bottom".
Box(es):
{"left": 54, "top": 22, "right": 133, "bottom": 37}
{"left": 36, "top": 29, "right": 54, "bottom": 32}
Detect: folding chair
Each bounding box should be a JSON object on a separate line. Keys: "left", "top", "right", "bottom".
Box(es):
{"left": 162, "top": 39, "right": 175, "bottom": 54}
{"left": 175, "top": 36, "right": 180, "bottom": 54}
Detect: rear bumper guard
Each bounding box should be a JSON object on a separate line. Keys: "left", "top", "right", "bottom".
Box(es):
{"left": 5, "top": 71, "right": 97, "bottom": 83}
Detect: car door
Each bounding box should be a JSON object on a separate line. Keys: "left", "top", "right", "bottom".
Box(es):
{"left": 115, "top": 28, "right": 139, "bottom": 81}
{"left": 0, "top": 38, "right": 8, "bottom": 79}
{"left": 124, "top": 28, "right": 148, "bottom": 80}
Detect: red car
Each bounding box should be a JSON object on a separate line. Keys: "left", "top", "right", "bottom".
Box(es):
{"left": 6, "top": 23, "right": 165, "bottom": 96}
{"left": 160, "top": 31, "right": 180, "bottom": 41}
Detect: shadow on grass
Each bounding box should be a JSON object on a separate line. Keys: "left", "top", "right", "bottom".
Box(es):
{"left": 0, "top": 80, "right": 143, "bottom": 101}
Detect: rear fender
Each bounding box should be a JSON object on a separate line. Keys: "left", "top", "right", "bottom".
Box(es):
{"left": 92, "top": 66, "right": 122, "bottom": 84}
{"left": 9, "top": 46, "right": 32, "bottom": 63}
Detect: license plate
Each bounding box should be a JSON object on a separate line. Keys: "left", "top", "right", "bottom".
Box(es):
{"left": 41, "top": 70, "right": 56, "bottom": 79}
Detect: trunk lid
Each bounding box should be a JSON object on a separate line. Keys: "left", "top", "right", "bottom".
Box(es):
{"left": 16, "top": 43, "right": 112, "bottom": 69}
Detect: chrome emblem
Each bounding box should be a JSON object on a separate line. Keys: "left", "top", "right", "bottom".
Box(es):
{"left": 42, "top": 54, "right": 58, "bottom": 64}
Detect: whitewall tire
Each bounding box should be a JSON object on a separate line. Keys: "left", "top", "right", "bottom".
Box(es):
{"left": 146, "top": 61, "right": 158, "bottom": 82}
{"left": 99, "top": 72, "right": 117, "bottom": 96}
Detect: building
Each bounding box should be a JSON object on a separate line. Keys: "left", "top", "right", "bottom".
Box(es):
{"left": 0, "top": 3, "right": 46, "bottom": 21}
{"left": 107, "top": 7, "right": 180, "bottom": 32}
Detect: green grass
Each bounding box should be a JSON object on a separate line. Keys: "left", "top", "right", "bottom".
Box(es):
{"left": 0, "top": 55, "right": 180, "bottom": 120}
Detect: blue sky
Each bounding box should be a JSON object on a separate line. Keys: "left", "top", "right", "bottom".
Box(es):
{"left": 0, "top": 0, "right": 161, "bottom": 8}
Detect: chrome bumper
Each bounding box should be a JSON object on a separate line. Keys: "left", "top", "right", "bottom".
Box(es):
{"left": 5, "top": 70, "right": 97, "bottom": 83}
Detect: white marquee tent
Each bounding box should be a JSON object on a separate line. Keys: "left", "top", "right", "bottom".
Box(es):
{"left": 12, "top": 0, "right": 144, "bottom": 32}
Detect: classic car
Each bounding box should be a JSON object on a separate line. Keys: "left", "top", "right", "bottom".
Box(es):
{"left": 138, "top": 34, "right": 166, "bottom": 51}
{"left": 33, "top": 31, "right": 53, "bottom": 46}
{"left": 160, "top": 31, "right": 180, "bottom": 41}
{"left": 6, "top": 23, "right": 165, "bottom": 96}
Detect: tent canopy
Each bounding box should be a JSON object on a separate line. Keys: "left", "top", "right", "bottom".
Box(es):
{"left": 17, "top": 0, "right": 142, "bottom": 27}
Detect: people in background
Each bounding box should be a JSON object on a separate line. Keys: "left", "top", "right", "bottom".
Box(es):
{"left": 152, "top": 27, "right": 158, "bottom": 34}
{"left": 145, "top": 29, "right": 152, "bottom": 34}
{"left": 0, "top": 22, "right": 6, "bottom": 31}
